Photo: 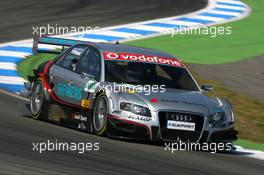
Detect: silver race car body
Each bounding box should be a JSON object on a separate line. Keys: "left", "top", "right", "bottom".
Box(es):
{"left": 26, "top": 36, "right": 237, "bottom": 143}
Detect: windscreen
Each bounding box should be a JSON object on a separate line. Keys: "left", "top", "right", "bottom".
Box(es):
{"left": 105, "top": 61, "right": 200, "bottom": 91}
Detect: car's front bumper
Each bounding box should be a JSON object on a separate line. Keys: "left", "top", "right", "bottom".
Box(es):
{"left": 106, "top": 115, "right": 151, "bottom": 140}
{"left": 106, "top": 114, "right": 238, "bottom": 143}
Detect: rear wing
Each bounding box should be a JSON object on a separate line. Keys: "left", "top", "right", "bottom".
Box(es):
{"left": 32, "top": 35, "right": 89, "bottom": 55}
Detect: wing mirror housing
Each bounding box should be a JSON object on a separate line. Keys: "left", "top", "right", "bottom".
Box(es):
{"left": 80, "top": 72, "right": 95, "bottom": 79}
{"left": 201, "top": 84, "right": 213, "bottom": 92}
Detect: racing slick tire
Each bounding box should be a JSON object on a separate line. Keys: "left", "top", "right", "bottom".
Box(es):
{"left": 30, "top": 79, "right": 50, "bottom": 120}
{"left": 92, "top": 94, "right": 108, "bottom": 136}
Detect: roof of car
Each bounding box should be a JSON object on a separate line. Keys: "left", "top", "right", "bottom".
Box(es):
{"left": 90, "top": 42, "right": 176, "bottom": 59}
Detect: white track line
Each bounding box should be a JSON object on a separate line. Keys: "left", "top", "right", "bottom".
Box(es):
{"left": 217, "top": 0, "right": 245, "bottom": 5}
{"left": 94, "top": 31, "right": 141, "bottom": 38}
{"left": 10, "top": 43, "right": 33, "bottom": 48}
{"left": 9, "top": 43, "right": 61, "bottom": 51}
{"left": 0, "top": 50, "right": 30, "bottom": 57}
{"left": 157, "top": 20, "right": 202, "bottom": 27}
{"left": 235, "top": 146, "right": 264, "bottom": 161}
{"left": 52, "top": 36, "right": 108, "bottom": 43}
{"left": 208, "top": 9, "right": 241, "bottom": 16}
{"left": 127, "top": 25, "right": 171, "bottom": 32}
{"left": 217, "top": 4, "right": 246, "bottom": 10}
{"left": 0, "top": 76, "right": 26, "bottom": 84}
{"left": 0, "top": 62, "right": 17, "bottom": 70}
{"left": 192, "top": 15, "right": 226, "bottom": 21}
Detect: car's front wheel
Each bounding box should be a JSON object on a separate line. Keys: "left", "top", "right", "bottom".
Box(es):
{"left": 92, "top": 94, "right": 108, "bottom": 135}
{"left": 30, "top": 79, "right": 49, "bottom": 120}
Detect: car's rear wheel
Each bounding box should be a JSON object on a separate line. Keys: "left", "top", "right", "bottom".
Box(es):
{"left": 92, "top": 94, "right": 108, "bottom": 135}
{"left": 30, "top": 79, "right": 49, "bottom": 120}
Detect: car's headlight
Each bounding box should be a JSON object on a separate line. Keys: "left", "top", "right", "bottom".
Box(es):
{"left": 120, "top": 102, "right": 151, "bottom": 117}
{"left": 209, "top": 109, "right": 226, "bottom": 127}
{"left": 211, "top": 112, "right": 226, "bottom": 122}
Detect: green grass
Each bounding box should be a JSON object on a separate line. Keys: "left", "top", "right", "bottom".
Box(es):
{"left": 17, "top": 53, "right": 56, "bottom": 79}
{"left": 126, "top": 0, "right": 264, "bottom": 64}
{"left": 235, "top": 139, "right": 264, "bottom": 151}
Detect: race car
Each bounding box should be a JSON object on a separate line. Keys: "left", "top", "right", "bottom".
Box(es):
{"left": 25, "top": 36, "right": 237, "bottom": 143}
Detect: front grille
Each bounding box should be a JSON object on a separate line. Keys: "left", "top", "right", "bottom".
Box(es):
{"left": 159, "top": 111, "right": 204, "bottom": 142}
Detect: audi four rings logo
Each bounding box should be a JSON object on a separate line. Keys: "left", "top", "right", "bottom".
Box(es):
{"left": 170, "top": 114, "right": 192, "bottom": 122}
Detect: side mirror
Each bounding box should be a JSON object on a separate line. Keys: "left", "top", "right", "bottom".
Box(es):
{"left": 201, "top": 84, "right": 213, "bottom": 92}
{"left": 80, "top": 72, "right": 95, "bottom": 79}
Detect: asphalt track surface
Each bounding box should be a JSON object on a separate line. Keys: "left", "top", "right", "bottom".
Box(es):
{"left": 0, "top": 0, "right": 263, "bottom": 174}
{"left": 189, "top": 56, "right": 264, "bottom": 102}
{"left": 1, "top": 91, "right": 264, "bottom": 175}
{"left": 0, "top": 0, "right": 206, "bottom": 42}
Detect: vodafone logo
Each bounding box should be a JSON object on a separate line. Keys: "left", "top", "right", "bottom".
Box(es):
{"left": 104, "top": 52, "right": 183, "bottom": 67}
{"left": 105, "top": 52, "right": 119, "bottom": 60}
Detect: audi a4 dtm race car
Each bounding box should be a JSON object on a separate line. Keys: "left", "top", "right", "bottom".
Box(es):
{"left": 24, "top": 36, "right": 238, "bottom": 143}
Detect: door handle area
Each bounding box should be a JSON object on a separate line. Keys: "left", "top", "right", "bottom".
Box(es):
{"left": 50, "top": 74, "right": 56, "bottom": 80}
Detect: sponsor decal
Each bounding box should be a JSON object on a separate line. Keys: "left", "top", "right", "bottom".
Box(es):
{"left": 181, "top": 101, "right": 206, "bottom": 107}
{"left": 103, "top": 52, "right": 183, "bottom": 67}
{"left": 81, "top": 99, "right": 90, "bottom": 108}
{"left": 161, "top": 99, "right": 206, "bottom": 107}
{"left": 104, "top": 52, "right": 119, "bottom": 60}
{"left": 167, "top": 120, "right": 195, "bottom": 131}
{"left": 57, "top": 83, "right": 82, "bottom": 100}
{"left": 112, "top": 110, "right": 122, "bottom": 115}
{"left": 72, "top": 114, "right": 87, "bottom": 122}
{"left": 128, "top": 115, "right": 151, "bottom": 122}
{"left": 126, "top": 88, "right": 136, "bottom": 94}
{"left": 84, "top": 80, "right": 99, "bottom": 93}
{"left": 161, "top": 99, "right": 179, "bottom": 103}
